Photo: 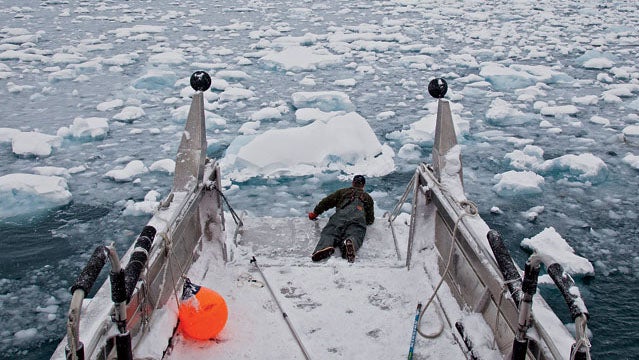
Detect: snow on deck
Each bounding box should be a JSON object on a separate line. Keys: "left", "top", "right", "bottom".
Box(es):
{"left": 165, "top": 217, "right": 469, "bottom": 359}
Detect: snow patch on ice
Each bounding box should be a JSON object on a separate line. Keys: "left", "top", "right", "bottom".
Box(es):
{"left": 521, "top": 227, "right": 594, "bottom": 276}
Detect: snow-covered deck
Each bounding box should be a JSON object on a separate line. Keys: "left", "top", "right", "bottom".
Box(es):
{"left": 164, "top": 217, "right": 471, "bottom": 359}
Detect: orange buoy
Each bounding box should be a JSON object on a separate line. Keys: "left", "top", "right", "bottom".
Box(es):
{"left": 178, "top": 279, "right": 228, "bottom": 340}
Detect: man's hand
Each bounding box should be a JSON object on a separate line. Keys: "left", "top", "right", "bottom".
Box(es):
{"left": 308, "top": 212, "right": 318, "bottom": 220}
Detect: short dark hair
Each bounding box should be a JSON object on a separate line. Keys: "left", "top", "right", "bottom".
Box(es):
{"left": 352, "top": 175, "right": 365, "bottom": 187}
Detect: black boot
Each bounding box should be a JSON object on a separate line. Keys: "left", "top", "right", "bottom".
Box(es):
{"left": 343, "top": 239, "right": 355, "bottom": 263}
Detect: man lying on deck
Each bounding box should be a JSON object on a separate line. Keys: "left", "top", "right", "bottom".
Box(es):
{"left": 308, "top": 175, "right": 374, "bottom": 263}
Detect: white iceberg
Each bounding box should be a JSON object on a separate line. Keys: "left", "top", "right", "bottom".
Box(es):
{"left": 521, "top": 227, "right": 595, "bottom": 276}
{"left": 221, "top": 112, "right": 395, "bottom": 181}
{"left": 0, "top": 173, "right": 72, "bottom": 220}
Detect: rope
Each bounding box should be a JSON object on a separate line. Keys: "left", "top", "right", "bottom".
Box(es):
{"left": 570, "top": 319, "right": 592, "bottom": 360}
{"left": 417, "top": 199, "right": 478, "bottom": 339}
{"left": 209, "top": 183, "right": 243, "bottom": 227}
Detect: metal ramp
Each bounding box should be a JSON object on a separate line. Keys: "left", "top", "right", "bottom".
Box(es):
{"left": 165, "top": 217, "right": 468, "bottom": 359}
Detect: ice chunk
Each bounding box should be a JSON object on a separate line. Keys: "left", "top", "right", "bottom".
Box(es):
{"left": 250, "top": 107, "right": 284, "bottom": 121}
{"left": 221, "top": 112, "right": 395, "bottom": 181}
{"left": 113, "top": 106, "right": 145, "bottom": 122}
{"left": 480, "top": 62, "right": 571, "bottom": 91}
{"left": 622, "top": 153, "right": 639, "bottom": 170}
{"left": 97, "top": 99, "right": 124, "bottom": 111}
{"left": 492, "top": 170, "right": 544, "bottom": 196}
{"left": 582, "top": 57, "right": 614, "bottom": 69}
{"left": 623, "top": 125, "right": 639, "bottom": 145}
{"left": 13, "top": 328, "right": 38, "bottom": 343}
{"left": 148, "top": 51, "right": 186, "bottom": 65}
{"left": 540, "top": 105, "right": 579, "bottom": 117}
{"left": 11, "top": 131, "right": 61, "bottom": 157}
{"left": 149, "top": 159, "right": 176, "bottom": 174}
{"left": 133, "top": 69, "right": 177, "bottom": 89}
{"left": 0, "top": 127, "right": 20, "bottom": 144}
{"left": 538, "top": 153, "right": 608, "bottom": 184}
{"left": 58, "top": 117, "right": 109, "bottom": 140}
{"left": 104, "top": 160, "right": 149, "bottom": 182}
{"left": 122, "top": 190, "right": 160, "bottom": 216}
{"left": 219, "top": 87, "right": 255, "bottom": 102}
{"left": 214, "top": 70, "right": 251, "bottom": 81}
{"left": 486, "top": 98, "right": 534, "bottom": 125}
{"left": 504, "top": 145, "right": 545, "bottom": 170}
{"left": 291, "top": 91, "right": 355, "bottom": 112}
{"left": 261, "top": 46, "right": 342, "bottom": 71}
{"left": 32, "top": 166, "right": 71, "bottom": 178}
{"left": 0, "top": 173, "right": 72, "bottom": 220}
{"left": 294, "top": 108, "right": 344, "bottom": 125}
{"left": 521, "top": 227, "right": 594, "bottom": 276}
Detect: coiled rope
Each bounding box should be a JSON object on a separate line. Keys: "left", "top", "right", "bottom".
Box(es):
{"left": 416, "top": 164, "right": 479, "bottom": 339}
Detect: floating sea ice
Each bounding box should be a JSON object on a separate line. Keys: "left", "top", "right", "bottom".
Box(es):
{"left": 97, "top": 99, "right": 124, "bottom": 111}
{"left": 261, "top": 45, "right": 342, "bottom": 71}
{"left": 122, "top": 190, "right": 160, "bottom": 216}
{"left": 622, "top": 125, "right": 639, "bottom": 145}
{"left": 582, "top": 57, "right": 614, "bottom": 69}
{"left": 538, "top": 153, "right": 608, "bottom": 184}
{"left": 0, "top": 173, "right": 72, "bottom": 220}
{"left": 622, "top": 153, "right": 639, "bottom": 170}
{"left": 218, "top": 87, "right": 256, "bottom": 102}
{"left": 104, "top": 160, "right": 148, "bottom": 182}
{"left": 291, "top": 91, "right": 355, "bottom": 112}
{"left": 589, "top": 115, "right": 610, "bottom": 126}
{"left": 574, "top": 49, "right": 617, "bottom": 66}
{"left": 485, "top": 98, "right": 534, "bottom": 126}
{"left": 57, "top": 117, "right": 109, "bottom": 140}
{"left": 571, "top": 95, "right": 599, "bottom": 105}
{"left": 112, "top": 106, "right": 145, "bottom": 122}
{"left": 214, "top": 70, "right": 251, "bottom": 82}
{"left": 504, "top": 145, "right": 545, "bottom": 170}
{"left": 11, "top": 131, "right": 61, "bottom": 157}
{"left": 48, "top": 68, "right": 76, "bottom": 82}
{"left": 32, "top": 166, "right": 71, "bottom": 178}
{"left": 492, "top": 170, "right": 544, "bottom": 196}
{"left": 540, "top": 104, "right": 579, "bottom": 117}
{"left": 149, "top": 159, "right": 176, "bottom": 174}
{"left": 148, "top": 51, "right": 186, "bottom": 65}
{"left": 221, "top": 112, "right": 395, "bottom": 181}
{"left": 13, "top": 328, "right": 38, "bottom": 343}
{"left": 133, "top": 69, "right": 177, "bottom": 90}
{"left": 480, "top": 62, "right": 572, "bottom": 91}
{"left": 250, "top": 106, "right": 285, "bottom": 121}
{"left": 294, "top": 108, "right": 344, "bottom": 125}
{"left": 0, "top": 127, "right": 20, "bottom": 144}
{"left": 521, "top": 227, "right": 595, "bottom": 277}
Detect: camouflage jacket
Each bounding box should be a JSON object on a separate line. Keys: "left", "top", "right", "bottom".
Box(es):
{"left": 313, "top": 187, "right": 375, "bottom": 225}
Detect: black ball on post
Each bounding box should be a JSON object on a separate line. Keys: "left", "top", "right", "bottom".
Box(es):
{"left": 428, "top": 78, "right": 448, "bottom": 99}
{"left": 190, "top": 71, "right": 211, "bottom": 92}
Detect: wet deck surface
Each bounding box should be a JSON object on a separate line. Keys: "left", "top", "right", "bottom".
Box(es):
{"left": 165, "top": 217, "right": 466, "bottom": 359}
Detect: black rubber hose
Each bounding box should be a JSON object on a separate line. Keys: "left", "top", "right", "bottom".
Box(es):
{"left": 522, "top": 260, "right": 540, "bottom": 297}
{"left": 547, "top": 263, "right": 589, "bottom": 320}
{"left": 487, "top": 230, "right": 523, "bottom": 305}
{"left": 110, "top": 270, "right": 126, "bottom": 304}
{"left": 124, "top": 226, "right": 156, "bottom": 301}
{"left": 70, "top": 246, "right": 108, "bottom": 295}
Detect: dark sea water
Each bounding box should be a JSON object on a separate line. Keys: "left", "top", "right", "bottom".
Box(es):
{"left": 1, "top": 0, "right": 638, "bottom": 358}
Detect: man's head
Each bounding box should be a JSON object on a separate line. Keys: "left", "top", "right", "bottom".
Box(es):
{"left": 352, "top": 175, "right": 366, "bottom": 188}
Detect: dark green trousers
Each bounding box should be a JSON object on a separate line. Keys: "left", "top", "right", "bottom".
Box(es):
{"left": 313, "top": 202, "right": 367, "bottom": 253}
